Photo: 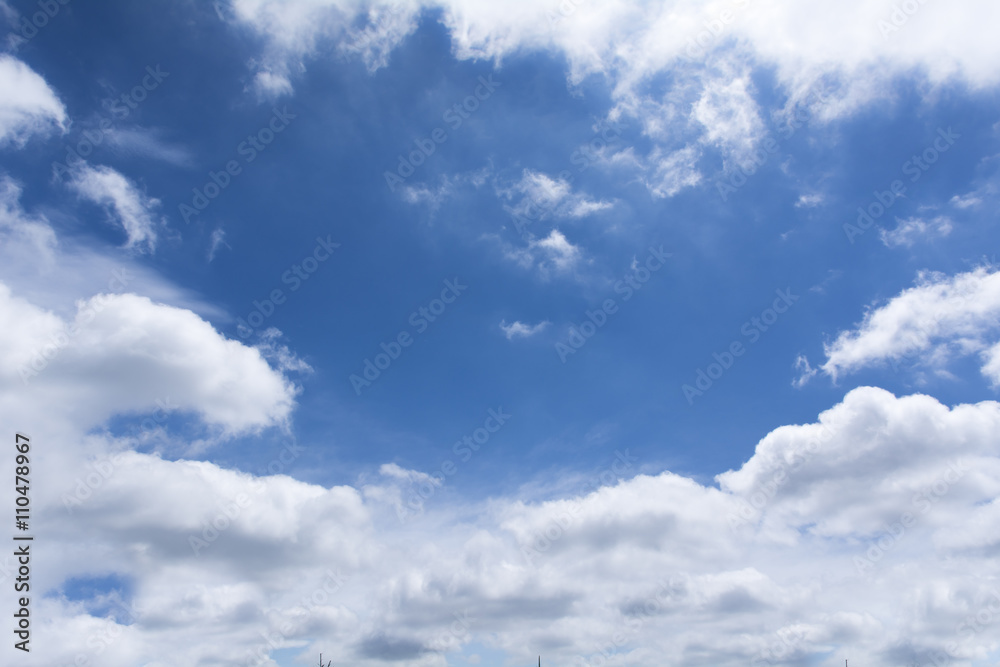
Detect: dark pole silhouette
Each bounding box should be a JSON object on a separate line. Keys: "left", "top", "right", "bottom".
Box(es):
{"left": 317, "top": 653, "right": 331, "bottom": 667}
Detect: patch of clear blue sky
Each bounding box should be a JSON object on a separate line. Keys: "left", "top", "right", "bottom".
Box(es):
{"left": 9, "top": 1, "right": 1000, "bottom": 502}
{"left": 47, "top": 573, "right": 136, "bottom": 624}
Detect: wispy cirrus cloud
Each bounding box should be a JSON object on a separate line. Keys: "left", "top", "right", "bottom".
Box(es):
{"left": 67, "top": 164, "right": 163, "bottom": 253}
{"left": 879, "top": 216, "right": 953, "bottom": 248}
{"left": 499, "top": 169, "right": 615, "bottom": 221}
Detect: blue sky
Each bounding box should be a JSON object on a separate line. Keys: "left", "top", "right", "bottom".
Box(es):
{"left": 3, "top": 1, "right": 1000, "bottom": 666}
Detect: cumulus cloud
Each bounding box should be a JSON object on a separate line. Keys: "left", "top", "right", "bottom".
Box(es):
{"left": 68, "top": 164, "right": 163, "bottom": 252}
{"left": 0, "top": 55, "right": 66, "bottom": 146}
{"left": 499, "top": 319, "right": 549, "bottom": 340}
{"left": 0, "top": 181, "right": 295, "bottom": 437}
{"left": 8, "top": 381, "right": 1000, "bottom": 666}
{"left": 4, "top": 285, "right": 299, "bottom": 436}
{"left": 820, "top": 266, "right": 1000, "bottom": 382}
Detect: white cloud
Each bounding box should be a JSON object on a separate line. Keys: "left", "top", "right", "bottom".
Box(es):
{"left": 645, "top": 145, "right": 702, "bottom": 198}
{"left": 490, "top": 228, "right": 585, "bottom": 277}
{"left": 4, "top": 284, "right": 299, "bottom": 436}
{"left": 820, "top": 266, "right": 1000, "bottom": 382}
{"left": 879, "top": 216, "right": 953, "bottom": 248}
{"left": 0, "top": 184, "right": 292, "bottom": 438}
{"left": 791, "top": 354, "right": 817, "bottom": 388}
{"left": 796, "top": 193, "right": 825, "bottom": 208}
{"left": 0, "top": 176, "right": 218, "bottom": 321}
{"left": 399, "top": 168, "right": 492, "bottom": 211}
{"left": 981, "top": 341, "right": 1000, "bottom": 387}
{"left": 338, "top": 3, "right": 420, "bottom": 73}
{"left": 0, "top": 175, "right": 57, "bottom": 262}
{"left": 501, "top": 169, "right": 614, "bottom": 221}
{"left": 499, "top": 319, "right": 549, "bottom": 340}
{"left": 378, "top": 462, "right": 440, "bottom": 488}
{"left": 226, "top": 0, "right": 1000, "bottom": 203}
{"left": 231, "top": 0, "right": 421, "bottom": 97}
{"left": 533, "top": 228, "right": 581, "bottom": 272}
{"left": 68, "top": 164, "right": 162, "bottom": 252}
{"left": 207, "top": 227, "right": 230, "bottom": 262}
{"left": 250, "top": 68, "right": 294, "bottom": 100}
{"left": 0, "top": 54, "right": 66, "bottom": 146}
{"left": 255, "top": 327, "right": 313, "bottom": 375}
{"left": 104, "top": 127, "right": 194, "bottom": 167}
{"left": 9, "top": 381, "right": 1000, "bottom": 666}
{"left": 401, "top": 181, "right": 452, "bottom": 210}
{"left": 692, "top": 70, "right": 765, "bottom": 169}
{"left": 950, "top": 192, "right": 982, "bottom": 209}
